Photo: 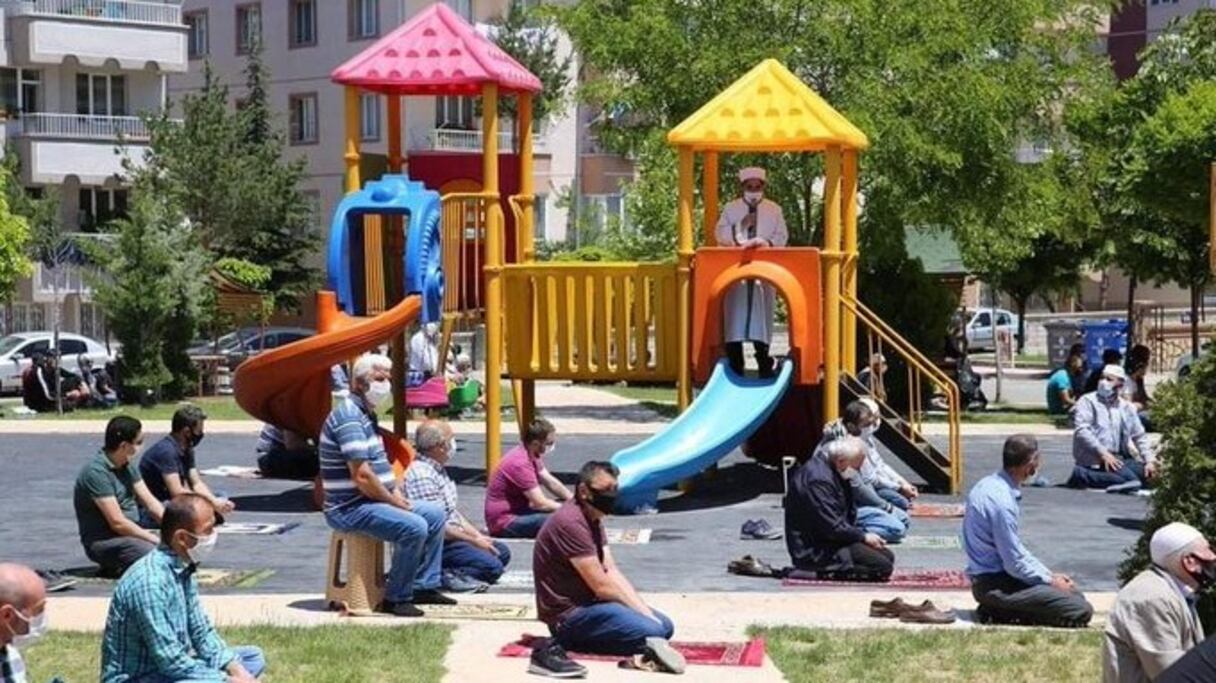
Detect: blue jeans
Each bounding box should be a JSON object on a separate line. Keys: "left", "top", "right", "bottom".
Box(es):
{"left": 135, "top": 645, "right": 265, "bottom": 682}
{"left": 443, "top": 539, "right": 512, "bottom": 584}
{"left": 877, "top": 487, "right": 911, "bottom": 511}
{"left": 554, "top": 602, "right": 675, "bottom": 656}
{"left": 1066, "top": 458, "right": 1146, "bottom": 489}
{"left": 498, "top": 512, "right": 551, "bottom": 539}
{"left": 857, "top": 505, "right": 909, "bottom": 543}
{"left": 326, "top": 500, "right": 446, "bottom": 603}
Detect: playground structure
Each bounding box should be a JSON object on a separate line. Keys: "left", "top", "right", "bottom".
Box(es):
{"left": 233, "top": 4, "right": 963, "bottom": 510}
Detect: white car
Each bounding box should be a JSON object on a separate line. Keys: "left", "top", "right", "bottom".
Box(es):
{"left": 1176, "top": 341, "right": 1211, "bottom": 379}
{"left": 0, "top": 332, "right": 114, "bottom": 395}
{"left": 964, "top": 308, "right": 1020, "bottom": 352}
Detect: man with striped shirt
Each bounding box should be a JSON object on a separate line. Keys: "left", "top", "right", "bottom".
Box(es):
{"left": 321, "top": 353, "right": 452, "bottom": 617}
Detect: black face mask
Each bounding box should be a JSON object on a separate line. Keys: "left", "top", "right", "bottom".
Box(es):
{"left": 1190, "top": 558, "right": 1216, "bottom": 590}
{"left": 190, "top": 430, "right": 205, "bottom": 448}
{"left": 585, "top": 488, "right": 617, "bottom": 515}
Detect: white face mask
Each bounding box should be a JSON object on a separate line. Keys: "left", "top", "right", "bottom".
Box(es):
{"left": 1097, "top": 379, "right": 1117, "bottom": 400}
{"left": 9, "top": 609, "right": 47, "bottom": 647}
{"left": 448, "top": 437, "right": 458, "bottom": 453}
{"left": 840, "top": 467, "right": 859, "bottom": 482}
{"left": 744, "top": 191, "right": 763, "bottom": 204}
{"left": 186, "top": 530, "right": 218, "bottom": 565}
{"left": 365, "top": 379, "right": 393, "bottom": 409}
{"left": 542, "top": 443, "right": 556, "bottom": 458}
{"left": 860, "top": 423, "right": 878, "bottom": 438}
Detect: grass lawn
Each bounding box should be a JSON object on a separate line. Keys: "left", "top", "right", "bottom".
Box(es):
{"left": 596, "top": 383, "right": 678, "bottom": 404}
{"left": 23, "top": 624, "right": 452, "bottom": 683}
{"left": 753, "top": 626, "right": 1101, "bottom": 683}
{"left": 0, "top": 395, "right": 254, "bottom": 421}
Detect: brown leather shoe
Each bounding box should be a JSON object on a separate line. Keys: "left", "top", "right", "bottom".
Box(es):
{"left": 869, "top": 597, "right": 938, "bottom": 618}
{"left": 899, "top": 607, "right": 957, "bottom": 624}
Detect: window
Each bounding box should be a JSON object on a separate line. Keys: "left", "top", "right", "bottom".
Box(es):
{"left": 996, "top": 312, "right": 1012, "bottom": 327}
{"left": 348, "top": 0, "right": 379, "bottom": 40}
{"left": 59, "top": 339, "right": 87, "bottom": 355}
{"left": 534, "top": 194, "right": 548, "bottom": 240}
{"left": 444, "top": 0, "right": 471, "bottom": 19}
{"left": 80, "top": 303, "right": 105, "bottom": 341}
{"left": 77, "top": 188, "right": 128, "bottom": 232}
{"left": 75, "top": 74, "right": 126, "bottom": 117}
{"left": 973, "top": 312, "right": 991, "bottom": 328}
{"left": 20, "top": 340, "right": 49, "bottom": 357}
{"left": 289, "top": 0, "right": 316, "bottom": 48}
{"left": 28, "top": 304, "right": 44, "bottom": 332}
{"left": 185, "top": 10, "right": 209, "bottom": 58}
{"left": 289, "top": 93, "right": 318, "bottom": 144}
{"left": 359, "top": 93, "right": 381, "bottom": 141}
{"left": 435, "top": 96, "right": 475, "bottom": 129}
{"left": 236, "top": 3, "right": 262, "bottom": 55}
{"left": 581, "top": 193, "right": 628, "bottom": 231}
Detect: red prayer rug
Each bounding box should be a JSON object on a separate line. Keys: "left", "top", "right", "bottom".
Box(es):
{"left": 782, "top": 569, "right": 970, "bottom": 590}
{"left": 909, "top": 503, "right": 966, "bottom": 518}
{"left": 498, "top": 635, "right": 767, "bottom": 667}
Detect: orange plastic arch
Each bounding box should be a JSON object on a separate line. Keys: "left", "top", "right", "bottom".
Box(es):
{"left": 691, "top": 247, "right": 823, "bottom": 386}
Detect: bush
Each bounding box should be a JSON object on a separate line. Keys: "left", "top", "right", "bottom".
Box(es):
{"left": 546, "top": 245, "right": 621, "bottom": 262}
{"left": 1118, "top": 346, "right": 1216, "bottom": 630}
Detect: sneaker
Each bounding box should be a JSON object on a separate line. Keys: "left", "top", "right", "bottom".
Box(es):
{"left": 528, "top": 641, "right": 587, "bottom": 678}
{"left": 753, "top": 519, "right": 783, "bottom": 540}
{"left": 1028, "top": 474, "right": 1052, "bottom": 488}
{"left": 740, "top": 519, "right": 783, "bottom": 540}
{"left": 1106, "top": 480, "right": 1143, "bottom": 495}
{"left": 442, "top": 570, "right": 489, "bottom": 594}
{"left": 412, "top": 589, "right": 458, "bottom": 606}
{"left": 642, "top": 637, "right": 687, "bottom": 674}
{"left": 376, "top": 600, "right": 425, "bottom": 618}
{"left": 36, "top": 569, "right": 78, "bottom": 593}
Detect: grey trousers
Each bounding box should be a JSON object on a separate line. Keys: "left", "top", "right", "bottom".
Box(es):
{"left": 971, "top": 572, "right": 1094, "bottom": 627}
{"left": 85, "top": 536, "right": 155, "bottom": 577}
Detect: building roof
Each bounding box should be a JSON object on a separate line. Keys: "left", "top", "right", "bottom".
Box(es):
{"left": 331, "top": 2, "right": 542, "bottom": 96}
{"left": 667, "top": 59, "right": 869, "bottom": 152}
{"left": 905, "top": 227, "right": 968, "bottom": 275}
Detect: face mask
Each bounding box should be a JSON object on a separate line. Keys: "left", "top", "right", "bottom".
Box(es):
{"left": 365, "top": 379, "right": 392, "bottom": 409}
{"left": 744, "top": 191, "right": 763, "bottom": 204}
{"left": 840, "top": 467, "right": 859, "bottom": 482}
{"left": 542, "top": 444, "right": 556, "bottom": 458}
{"left": 189, "top": 430, "right": 205, "bottom": 448}
{"left": 860, "top": 424, "right": 878, "bottom": 438}
{"left": 8, "top": 608, "right": 47, "bottom": 647}
{"left": 586, "top": 489, "right": 617, "bottom": 515}
{"left": 448, "top": 438, "right": 458, "bottom": 454}
{"left": 1190, "top": 558, "right": 1216, "bottom": 590}
{"left": 186, "top": 530, "right": 218, "bottom": 565}
{"left": 1097, "top": 379, "right": 1116, "bottom": 400}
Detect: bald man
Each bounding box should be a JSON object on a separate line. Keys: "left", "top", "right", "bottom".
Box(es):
{"left": 0, "top": 563, "right": 47, "bottom": 683}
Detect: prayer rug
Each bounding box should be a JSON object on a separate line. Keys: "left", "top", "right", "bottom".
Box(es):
{"left": 495, "top": 570, "right": 535, "bottom": 589}
{"left": 199, "top": 466, "right": 261, "bottom": 479}
{"left": 496, "top": 528, "right": 652, "bottom": 545}
{"left": 896, "top": 535, "right": 962, "bottom": 549}
{"left": 498, "top": 635, "right": 767, "bottom": 667}
{"left": 61, "top": 566, "right": 275, "bottom": 589}
{"left": 782, "top": 569, "right": 970, "bottom": 590}
{"left": 348, "top": 602, "right": 534, "bottom": 620}
{"left": 216, "top": 522, "right": 300, "bottom": 535}
{"left": 908, "top": 503, "right": 965, "bottom": 518}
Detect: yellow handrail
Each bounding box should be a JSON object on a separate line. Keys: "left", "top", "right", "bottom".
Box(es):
{"left": 440, "top": 192, "right": 497, "bottom": 319}
{"left": 840, "top": 295, "right": 962, "bottom": 492}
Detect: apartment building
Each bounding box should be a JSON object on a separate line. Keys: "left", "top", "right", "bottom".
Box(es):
{"left": 170, "top": 0, "right": 634, "bottom": 260}
{"left": 0, "top": 0, "right": 187, "bottom": 338}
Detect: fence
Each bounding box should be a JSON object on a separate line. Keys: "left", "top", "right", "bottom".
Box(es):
{"left": 8, "top": 0, "right": 182, "bottom": 26}
{"left": 20, "top": 113, "right": 156, "bottom": 140}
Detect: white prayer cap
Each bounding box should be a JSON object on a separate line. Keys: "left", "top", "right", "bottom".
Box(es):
{"left": 859, "top": 397, "right": 880, "bottom": 415}
{"left": 1102, "top": 364, "right": 1127, "bottom": 382}
{"left": 1151, "top": 522, "right": 1204, "bottom": 566}
{"left": 738, "top": 167, "right": 766, "bottom": 183}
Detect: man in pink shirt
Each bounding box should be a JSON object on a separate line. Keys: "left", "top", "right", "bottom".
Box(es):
{"left": 484, "top": 418, "right": 573, "bottom": 538}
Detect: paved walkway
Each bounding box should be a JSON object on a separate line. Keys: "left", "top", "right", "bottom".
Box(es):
{"left": 44, "top": 590, "right": 1117, "bottom": 683}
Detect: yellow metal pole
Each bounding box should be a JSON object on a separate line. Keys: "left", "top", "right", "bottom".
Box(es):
{"left": 386, "top": 93, "right": 406, "bottom": 438}
{"left": 483, "top": 83, "right": 506, "bottom": 474}
{"left": 676, "top": 146, "right": 695, "bottom": 411}
{"left": 702, "top": 151, "right": 719, "bottom": 246}
{"left": 517, "top": 93, "right": 536, "bottom": 435}
{"left": 343, "top": 87, "right": 361, "bottom": 194}
{"left": 822, "top": 147, "right": 843, "bottom": 422}
{"left": 841, "top": 148, "right": 859, "bottom": 375}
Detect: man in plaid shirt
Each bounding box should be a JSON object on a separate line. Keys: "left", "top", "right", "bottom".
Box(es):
{"left": 101, "top": 494, "right": 265, "bottom": 682}
{"left": 406, "top": 420, "right": 511, "bottom": 590}
{"left": 1, "top": 563, "right": 46, "bottom": 683}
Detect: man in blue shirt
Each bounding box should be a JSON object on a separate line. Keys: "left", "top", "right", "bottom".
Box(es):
{"left": 963, "top": 434, "right": 1093, "bottom": 627}
{"left": 138, "top": 406, "right": 234, "bottom": 523}
{"left": 321, "top": 353, "right": 451, "bottom": 618}
{"left": 101, "top": 494, "right": 264, "bottom": 682}
{"left": 1045, "top": 346, "right": 1085, "bottom": 415}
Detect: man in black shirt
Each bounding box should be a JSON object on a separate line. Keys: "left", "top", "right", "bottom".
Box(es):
{"left": 138, "top": 406, "right": 234, "bottom": 524}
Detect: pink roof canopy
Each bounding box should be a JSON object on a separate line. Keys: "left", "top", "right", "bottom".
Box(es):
{"left": 331, "top": 2, "right": 542, "bottom": 96}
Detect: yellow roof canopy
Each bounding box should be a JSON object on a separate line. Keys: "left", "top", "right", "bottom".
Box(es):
{"left": 667, "top": 59, "right": 869, "bottom": 153}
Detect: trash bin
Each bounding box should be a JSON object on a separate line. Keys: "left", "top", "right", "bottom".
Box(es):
{"left": 1044, "top": 320, "right": 1085, "bottom": 370}
{"left": 1082, "top": 319, "right": 1129, "bottom": 371}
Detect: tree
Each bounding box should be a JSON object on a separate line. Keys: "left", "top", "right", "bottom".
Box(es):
{"left": 89, "top": 187, "right": 209, "bottom": 401}
{"left": 490, "top": 1, "right": 573, "bottom": 125}
{"left": 0, "top": 162, "right": 31, "bottom": 318}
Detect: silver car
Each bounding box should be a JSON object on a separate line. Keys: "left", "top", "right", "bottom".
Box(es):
{"left": 0, "top": 332, "right": 114, "bottom": 394}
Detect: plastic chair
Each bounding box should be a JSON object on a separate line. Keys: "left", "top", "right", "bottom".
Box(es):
{"left": 325, "top": 531, "right": 385, "bottom": 613}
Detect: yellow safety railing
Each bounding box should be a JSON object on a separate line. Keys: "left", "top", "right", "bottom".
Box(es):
{"left": 440, "top": 192, "right": 493, "bottom": 320}
{"left": 501, "top": 262, "right": 681, "bottom": 382}
{"left": 840, "top": 295, "right": 962, "bottom": 492}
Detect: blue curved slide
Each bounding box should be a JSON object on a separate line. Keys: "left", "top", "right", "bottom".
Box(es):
{"left": 611, "top": 358, "right": 795, "bottom": 512}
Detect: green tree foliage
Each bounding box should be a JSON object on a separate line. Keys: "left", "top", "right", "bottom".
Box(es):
{"left": 490, "top": 1, "right": 572, "bottom": 124}
{"left": 0, "top": 160, "right": 31, "bottom": 307}
{"left": 1119, "top": 348, "right": 1216, "bottom": 628}
{"left": 89, "top": 189, "right": 210, "bottom": 399}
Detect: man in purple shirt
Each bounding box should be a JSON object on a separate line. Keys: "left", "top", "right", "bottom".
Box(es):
{"left": 484, "top": 418, "right": 573, "bottom": 538}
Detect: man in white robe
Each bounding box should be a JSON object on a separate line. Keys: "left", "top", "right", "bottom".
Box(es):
{"left": 714, "top": 167, "right": 789, "bottom": 378}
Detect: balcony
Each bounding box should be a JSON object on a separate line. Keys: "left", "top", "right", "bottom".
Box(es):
{"left": 414, "top": 128, "right": 550, "bottom": 155}
{"left": 3, "top": 0, "right": 188, "bottom": 72}
{"left": 12, "top": 113, "right": 168, "bottom": 184}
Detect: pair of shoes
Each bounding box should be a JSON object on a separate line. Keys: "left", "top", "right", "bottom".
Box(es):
{"left": 442, "top": 570, "right": 489, "bottom": 593}
{"left": 36, "top": 569, "right": 78, "bottom": 593}
{"left": 528, "top": 639, "right": 587, "bottom": 678}
{"left": 740, "top": 519, "right": 783, "bottom": 540}
{"left": 870, "top": 597, "right": 956, "bottom": 624}
{"left": 376, "top": 600, "right": 424, "bottom": 618}
{"left": 727, "top": 555, "right": 777, "bottom": 578}
{"left": 413, "top": 589, "right": 458, "bottom": 606}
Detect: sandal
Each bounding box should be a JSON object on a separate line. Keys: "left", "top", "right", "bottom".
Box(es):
{"left": 727, "top": 554, "right": 777, "bottom": 578}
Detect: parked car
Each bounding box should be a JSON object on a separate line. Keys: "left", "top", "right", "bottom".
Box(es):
{"left": 963, "top": 308, "right": 1021, "bottom": 352}
{"left": 1176, "top": 341, "right": 1212, "bottom": 379}
{"left": 188, "top": 326, "right": 313, "bottom": 368}
{"left": 0, "top": 332, "right": 114, "bottom": 395}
